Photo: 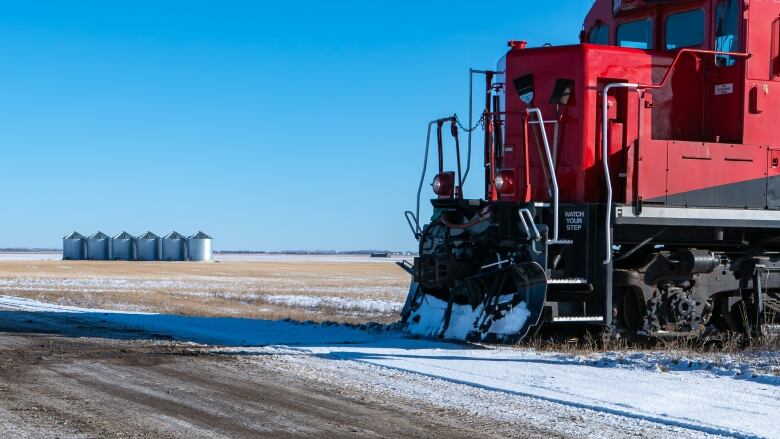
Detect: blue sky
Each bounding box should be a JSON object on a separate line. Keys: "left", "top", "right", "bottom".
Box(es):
{"left": 0, "top": 1, "right": 592, "bottom": 251}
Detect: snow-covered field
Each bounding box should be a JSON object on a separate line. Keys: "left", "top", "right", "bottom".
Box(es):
{"left": 0, "top": 256, "right": 410, "bottom": 323}
{"left": 0, "top": 295, "right": 777, "bottom": 438}
{"left": 0, "top": 251, "right": 408, "bottom": 263}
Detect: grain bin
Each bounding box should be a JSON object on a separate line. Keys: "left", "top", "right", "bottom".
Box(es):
{"left": 187, "top": 231, "right": 213, "bottom": 261}
{"left": 86, "top": 231, "right": 111, "bottom": 260}
{"left": 162, "top": 231, "right": 187, "bottom": 261}
{"left": 62, "top": 232, "right": 87, "bottom": 260}
{"left": 136, "top": 231, "right": 161, "bottom": 261}
{"left": 112, "top": 231, "right": 136, "bottom": 261}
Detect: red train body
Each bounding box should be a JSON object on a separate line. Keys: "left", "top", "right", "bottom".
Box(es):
{"left": 499, "top": 0, "right": 780, "bottom": 209}
{"left": 402, "top": 0, "right": 780, "bottom": 342}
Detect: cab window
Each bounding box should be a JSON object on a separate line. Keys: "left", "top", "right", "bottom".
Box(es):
{"left": 715, "top": 0, "right": 740, "bottom": 66}
{"left": 665, "top": 10, "right": 705, "bottom": 49}
{"left": 589, "top": 24, "right": 610, "bottom": 45}
{"left": 618, "top": 19, "right": 653, "bottom": 49}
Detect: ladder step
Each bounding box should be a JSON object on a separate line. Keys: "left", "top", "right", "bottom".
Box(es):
{"left": 548, "top": 278, "right": 589, "bottom": 285}
{"left": 548, "top": 239, "right": 574, "bottom": 246}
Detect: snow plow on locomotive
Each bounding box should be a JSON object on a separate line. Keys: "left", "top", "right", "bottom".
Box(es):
{"left": 400, "top": 0, "right": 780, "bottom": 343}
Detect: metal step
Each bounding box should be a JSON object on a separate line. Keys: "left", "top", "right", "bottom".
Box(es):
{"left": 553, "top": 316, "right": 605, "bottom": 323}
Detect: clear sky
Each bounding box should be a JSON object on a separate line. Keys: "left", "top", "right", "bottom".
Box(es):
{"left": 0, "top": 1, "right": 593, "bottom": 251}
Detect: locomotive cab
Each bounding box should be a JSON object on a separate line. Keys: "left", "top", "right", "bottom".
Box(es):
{"left": 402, "top": 0, "right": 780, "bottom": 342}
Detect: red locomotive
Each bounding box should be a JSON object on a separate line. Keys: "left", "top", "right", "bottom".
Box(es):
{"left": 401, "top": 0, "right": 780, "bottom": 342}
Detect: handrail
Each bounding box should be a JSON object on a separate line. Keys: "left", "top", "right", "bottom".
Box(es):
{"left": 413, "top": 121, "right": 437, "bottom": 239}
{"left": 602, "top": 83, "right": 639, "bottom": 264}
{"left": 643, "top": 49, "right": 751, "bottom": 90}
{"left": 412, "top": 116, "right": 464, "bottom": 239}
{"left": 527, "top": 108, "right": 560, "bottom": 243}
{"left": 518, "top": 208, "right": 542, "bottom": 255}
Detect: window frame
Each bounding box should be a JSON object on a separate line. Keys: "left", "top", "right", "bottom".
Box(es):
{"left": 616, "top": 18, "right": 655, "bottom": 50}
{"left": 664, "top": 8, "right": 706, "bottom": 51}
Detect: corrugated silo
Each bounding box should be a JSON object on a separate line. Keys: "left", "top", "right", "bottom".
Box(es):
{"left": 86, "top": 231, "right": 111, "bottom": 260}
{"left": 136, "top": 231, "right": 161, "bottom": 261}
{"left": 187, "top": 231, "right": 213, "bottom": 261}
{"left": 112, "top": 231, "right": 136, "bottom": 260}
{"left": 162, "top": 231, "right": 187, "bottom": 261}
{"left": 62, "top": 232, "right": 87, "bottom": 260}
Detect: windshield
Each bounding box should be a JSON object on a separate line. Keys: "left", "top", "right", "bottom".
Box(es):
{"left": 666, "top": 10, "right": 705, "bottom": 49}
{"left": 618, "top": 19, "right": 653, "bottom": 49}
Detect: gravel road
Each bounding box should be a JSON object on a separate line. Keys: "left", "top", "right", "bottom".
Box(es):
{"left": 0, "top": 332, "right": 561, "bottom": 438}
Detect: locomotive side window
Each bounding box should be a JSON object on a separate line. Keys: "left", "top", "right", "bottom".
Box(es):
{"left": 617, "top": 19, "right": 653, "bottom": 49}
{"left": 589, "top": 24, "right": 610, "bottom": 45}
{"left": 665, "top": 10, "right": 705, "bottom": 50}
{"left": 715, "top": 0, "right": 740, "bottom": 67}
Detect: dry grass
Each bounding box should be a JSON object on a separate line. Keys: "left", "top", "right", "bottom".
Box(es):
{"left": 0, "top": 259, "right": 410, "bottom": 324}
{"left": 525, "top": 329, "right": 780, "bottom": 355}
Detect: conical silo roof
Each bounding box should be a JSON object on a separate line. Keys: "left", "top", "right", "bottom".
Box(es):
{"left": 164, "top": 231, "right": 186, "bottom": 240}
{"left": 114, "top": 231, "right": 135, "bottom": 240}
{"left": 189, "top": 231, "right": 212, "bottom": 240}
{"left": 63, "top": 231, "right": 86, "bottom": 240}
{"left": 137, "top": 231, "right": 159, "bottom": 240}
{"left": 89, "top": 231, "right": 110, "bottom": 240}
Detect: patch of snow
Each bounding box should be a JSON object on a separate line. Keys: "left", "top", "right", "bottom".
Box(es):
{"left": 406, "top": 295, "right": 529, "bottom": 341}
{"left": 264, "top": 295, "right": 402, "bottom": 314}
{"left": 0, "top": 295, "right": 152, "bottom": 314}
{"left": 0, "top": 252, "right": 60, "bottom": 261}
{"left": 0, "top": 296, "right": 397, "bottom": 346}
{"left": 291, "top": 343, "right": 780, "bottom": 438}
{"left": 244, "top": 348, "right": 719, "bottom": 439}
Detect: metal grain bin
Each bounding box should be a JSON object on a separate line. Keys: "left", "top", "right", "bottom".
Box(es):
{"left": 112, "top": 231, "right": 136, "bottom": 261}
{"left": 136, "top": 231, "right": 161, "bottom": 261}
{"left": 62, "top": 232, "right": 86, "bottom": 260}
{"left": 86, "top": 231, "right": 111, "bottom": 260}
{"left": 162, "top": 231, "right": 187, "bottom": 261}
{"left": 187, "top": 231, "right": 213, "bottom": 261}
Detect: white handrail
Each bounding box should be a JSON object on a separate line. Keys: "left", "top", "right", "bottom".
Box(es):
{"left": 601, "top": 83, "right": 639, "bottom": 264}
{"left": 527, "top": 108, "right": 560, "bottom": 242}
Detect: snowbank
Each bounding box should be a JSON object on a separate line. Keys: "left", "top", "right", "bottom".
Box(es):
{"left": 406, "top": 295, "right": 529, "bottom": 341}
{"left": 0, "top": 296, "right": 397, "bottom": 346}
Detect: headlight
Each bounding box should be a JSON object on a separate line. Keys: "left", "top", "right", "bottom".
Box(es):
{"left": 495, "top": 174, "right": 506, "bottom": 191}
{"left": 495, "top": 170, "right": 515, "bottom": 194}
{"left": 432, "top": 175, "right": 443, "bottom": 193}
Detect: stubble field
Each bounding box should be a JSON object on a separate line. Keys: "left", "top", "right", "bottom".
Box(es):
{"left": 0, "top": 255, "right": 410, "bottom": 324}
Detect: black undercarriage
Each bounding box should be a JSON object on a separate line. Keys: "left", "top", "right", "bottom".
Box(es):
{"left": 403, "top": 199, "right": 780, "bottom": 342}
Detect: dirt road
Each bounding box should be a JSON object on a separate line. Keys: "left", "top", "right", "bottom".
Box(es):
{"left": 0, "top": 332, "right": 555, "bottom": 439}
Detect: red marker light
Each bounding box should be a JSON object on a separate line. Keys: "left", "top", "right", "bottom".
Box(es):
{"left": 432, "top": 172, "right": 455, "bottom": 198}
